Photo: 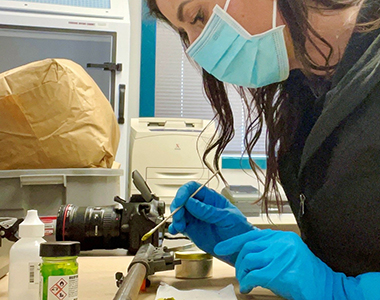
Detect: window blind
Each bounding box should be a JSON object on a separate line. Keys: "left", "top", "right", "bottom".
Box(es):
{"left": 155, "top": 21, "right": 266, "bottom": 155}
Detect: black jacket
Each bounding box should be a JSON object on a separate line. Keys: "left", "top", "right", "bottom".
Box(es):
{"left": 278, "top": 7, "right": 380, "bottom": 276}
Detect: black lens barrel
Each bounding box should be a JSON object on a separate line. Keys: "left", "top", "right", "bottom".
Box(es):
{"left": 56, "top": 204, "right": 123, "bottom": 251}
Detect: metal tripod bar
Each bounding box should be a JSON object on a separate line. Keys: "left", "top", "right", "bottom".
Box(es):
{"left": 112, "top": 263, "right": 146, "bottom": 300}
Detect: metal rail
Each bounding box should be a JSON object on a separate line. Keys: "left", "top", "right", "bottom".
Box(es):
{"left": 112, "top": 263, "right": 147, "bottom": 300}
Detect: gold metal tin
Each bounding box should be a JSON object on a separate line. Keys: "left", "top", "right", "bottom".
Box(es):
{"left": 174, "top": 251, "right": 213, "bottom": 279}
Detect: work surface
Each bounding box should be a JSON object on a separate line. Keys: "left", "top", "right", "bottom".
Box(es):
{"left": 0, "top": 250, "right": 283, "bottom": 300}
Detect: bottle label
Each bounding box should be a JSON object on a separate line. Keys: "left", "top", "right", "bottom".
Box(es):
{"left": 28, "top": 262, "right": 40, "bottom": 288}
{"left": 46, "top": 274, "right": 78, "bottom": 300}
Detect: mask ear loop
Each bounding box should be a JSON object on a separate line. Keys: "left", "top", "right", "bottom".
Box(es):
{"left": 272, "top": 0, "right": 277, "bottom": 28}
{"left": 224, "top": 0, "right": 232, "bottom": 11}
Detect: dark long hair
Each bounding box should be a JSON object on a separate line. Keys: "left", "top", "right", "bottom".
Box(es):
{"left": 146, "top": 0, "right": 380, "bottom": 212}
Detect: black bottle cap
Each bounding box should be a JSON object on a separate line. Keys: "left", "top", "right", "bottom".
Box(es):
{"left": 40, "top": 241, "right": 80, "bottom": 257}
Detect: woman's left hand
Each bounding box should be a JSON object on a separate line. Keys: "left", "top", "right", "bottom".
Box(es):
{"left": 214, "top": 229, "right": 380, "bottom": 300}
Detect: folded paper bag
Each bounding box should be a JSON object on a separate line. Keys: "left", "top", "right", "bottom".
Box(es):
{"left": 0, "top": 58, "right": 120, "bottom": 169}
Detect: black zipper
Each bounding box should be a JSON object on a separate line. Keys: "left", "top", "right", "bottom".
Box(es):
{"left": 299, "top": 193, "right": 306, "bottom": 217}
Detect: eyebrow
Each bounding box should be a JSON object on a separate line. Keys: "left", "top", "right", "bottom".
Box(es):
{"left": 177, "top": 0, "right": 193, "bottom": 22}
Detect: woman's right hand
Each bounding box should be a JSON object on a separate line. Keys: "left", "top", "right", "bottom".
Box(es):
{"left": 168, "top": 181, "right": 255, "bottom": 264}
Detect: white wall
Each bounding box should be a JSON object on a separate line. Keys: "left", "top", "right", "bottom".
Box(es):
{"left": 122, "top": 0, "right": 142, "bottom": 195}
{"left": 127, "top": 0, "right": 142, "bottom": 120}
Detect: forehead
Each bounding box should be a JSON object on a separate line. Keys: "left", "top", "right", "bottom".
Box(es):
{"left": 155, "top": 0, "right": 191, "bottom": 21}
{"left": 155, "top": 0, "right": 218, "bottom": 23}
{"left": 155, "top": 0, "right": 176, "bottom": 20}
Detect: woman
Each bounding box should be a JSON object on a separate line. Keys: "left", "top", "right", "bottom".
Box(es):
{"left": 146, "top": 0, "right": 380, "bottom": 298}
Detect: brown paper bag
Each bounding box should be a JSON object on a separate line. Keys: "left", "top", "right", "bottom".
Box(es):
{"left": 0, "top": 58, "right": 120, "bottom": 169}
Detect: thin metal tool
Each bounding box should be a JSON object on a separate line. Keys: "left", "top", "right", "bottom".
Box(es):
{"left": 141, "top": 171, "right": 220, "bottom": 241}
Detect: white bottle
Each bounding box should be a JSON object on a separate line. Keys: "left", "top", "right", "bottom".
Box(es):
{"left": 8, "top": 210, "right": 46, "bottom": 300}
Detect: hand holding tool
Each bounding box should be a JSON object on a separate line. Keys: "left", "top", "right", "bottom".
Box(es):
{"left": 168, "top": 179, "right": 255, "bottom": 265}
{"left": 141, "top": 171, "right": 220, "bottom": 242}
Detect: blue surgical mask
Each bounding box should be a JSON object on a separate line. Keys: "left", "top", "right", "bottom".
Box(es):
{"left": 186, "top": 0, "right": 289, "bottom": 88}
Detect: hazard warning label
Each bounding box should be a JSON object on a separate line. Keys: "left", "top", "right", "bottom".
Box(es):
{"left": 47, "top": 275, "right": 78, "bottom": 300}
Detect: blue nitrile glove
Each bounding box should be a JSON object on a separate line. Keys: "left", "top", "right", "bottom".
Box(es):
{"left": 168, "top": 181, "right": 255, "bottom": 264}
{"left": 214, "top": 229, "right": 380, "bottom": 300}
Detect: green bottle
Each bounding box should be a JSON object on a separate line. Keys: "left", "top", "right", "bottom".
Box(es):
{"left": 39, "top": 241, "right": 80, "bottom": 300}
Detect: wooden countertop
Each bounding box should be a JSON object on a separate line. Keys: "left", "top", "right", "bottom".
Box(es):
{"left": 0, "top": 250, "right": 283, "bottom": 300}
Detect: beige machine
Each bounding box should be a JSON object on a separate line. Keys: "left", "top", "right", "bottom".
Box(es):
{"left": 129, "top": 118, "right": 220, "bottom": 206}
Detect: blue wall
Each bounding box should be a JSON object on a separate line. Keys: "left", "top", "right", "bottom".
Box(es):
{"left": 139, "top": 2, "right": 156, "bottom": 117}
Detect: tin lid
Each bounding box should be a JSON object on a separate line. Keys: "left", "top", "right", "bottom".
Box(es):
{"left": 40, "top": 241, "right": 80, "bottom": 257}
{"left": 175, "top": 250, "right": 213, "bottom": 260}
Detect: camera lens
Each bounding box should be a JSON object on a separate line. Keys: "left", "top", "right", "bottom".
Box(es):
{"left": 56, "top": 204, "right": 123, "bottom": 251}
{"left": 56, "top": 196, "right": 165, "bottom": 254}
